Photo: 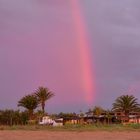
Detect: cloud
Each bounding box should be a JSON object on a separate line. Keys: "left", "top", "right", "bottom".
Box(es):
{"left": 0, "top": 0, "right": 140, "bottom": 112}
{"left": 83, "top": 0, "right": 140, "bottom": 107}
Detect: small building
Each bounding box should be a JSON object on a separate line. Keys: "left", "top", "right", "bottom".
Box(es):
{"left": 63, "top": 116, "right": 80, "bottom": 125}
{"left": 39, "top": 116, "right": 63, "bottom": 126}
{"left": 114, "top": 112, "right": 140, "bottom": 124}
{"left": 83, "top": 112, "right": 117, "bottom": 124}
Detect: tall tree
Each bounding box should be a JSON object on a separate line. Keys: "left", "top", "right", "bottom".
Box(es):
{"left": 18, "top": 95, "right": 38, "bottom": 119}
{"left": 35, "top": 87, "right": 54, "bottom": 114}
{"left": 112, "top": 95, "right": 140, "bottom": 116}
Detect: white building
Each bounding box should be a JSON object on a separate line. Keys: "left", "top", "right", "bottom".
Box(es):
{"left": 39, "top": 116, "right": 63, "bottom": 126}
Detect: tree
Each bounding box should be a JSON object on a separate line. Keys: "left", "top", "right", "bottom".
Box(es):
{"left": 0, "top": 109, "right": 15, "bottom": 125}
{"left": 88, "top": 106, "right": 105, "bottom": 124}
{"left": 0, "top": 109, "right": 26, "bottom": 125}
{"left": 18, "top": 95, "right": 38, "bottom": 119}
{"left": 92, "top": 106, "right": 104, "bottom": 116}
{"left": 112, "top": 95, "right": 140, "bottom": 116}
{"left": 35, "top": 87, "right": 54, "bottom": 114}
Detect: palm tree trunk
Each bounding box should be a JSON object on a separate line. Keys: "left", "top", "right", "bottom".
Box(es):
{"left": 125, "top": 112, "right": 129, "bottom": 122}
{"left": 42, "top": 102, "right": 45, "bottom": 114}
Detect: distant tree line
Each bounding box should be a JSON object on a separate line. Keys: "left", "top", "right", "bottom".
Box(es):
{"left": 0, "top": 110, "right": 29, "bottom": 125}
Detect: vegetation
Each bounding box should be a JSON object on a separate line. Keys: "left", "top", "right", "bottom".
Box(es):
{"left": 92, "top": 106, "right": 105, "bottom": 116}
{"left": 18, "top": 95, "right": 38, "bottom": 119}
{"left": 34, "top": 87, "right": 54, "bottom": 114}
{"left": 0, "top": 110, "right": 29, "bottom": 125}
{"left": 112, "top": 95, "right": 140, "bottom": 116}
{"left": 0, "top": 87, "right": 140, "bottom": 129}
{"left": 1, "top": 123, "right": 140, "bottom": 131}
{"left": 57, "top": 112, "right": 77, "bottom": 119}
{"left": 16, "top": 86, "right": 54, "bottom": 121}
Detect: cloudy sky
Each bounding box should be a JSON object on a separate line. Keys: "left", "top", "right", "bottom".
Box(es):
{"left": 0, "top": 0, "right": 140, "bottom": 113}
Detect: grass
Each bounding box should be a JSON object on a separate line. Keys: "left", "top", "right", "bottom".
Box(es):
{"left": 1, "top": 124, "right": 140, "bottom": 131}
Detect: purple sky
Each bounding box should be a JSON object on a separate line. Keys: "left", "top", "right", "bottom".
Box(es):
{"left": 1, "top": 0, "right": 140, "bottom": 113}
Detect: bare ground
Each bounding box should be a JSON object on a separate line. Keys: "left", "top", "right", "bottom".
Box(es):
{"left": 0, "top": 131, "right": 140, "bottom": 140}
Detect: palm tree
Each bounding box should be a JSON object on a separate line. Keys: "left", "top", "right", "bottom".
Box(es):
{"left": 34, "top": 87, "right": 54, "bottom": 114}
{"left": 18, "top": 95, "right": 38, "bottom": 119}
{"left": 112, "top": 95, "right": 140, "bottom": 117}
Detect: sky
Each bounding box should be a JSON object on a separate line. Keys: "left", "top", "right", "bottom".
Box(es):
{"left": 1, "top": 0, "right": 140, "bottom": 113}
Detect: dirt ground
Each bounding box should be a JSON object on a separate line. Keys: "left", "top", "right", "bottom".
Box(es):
{"left": 0, "top": 131, "right": 140, "bottom": 140}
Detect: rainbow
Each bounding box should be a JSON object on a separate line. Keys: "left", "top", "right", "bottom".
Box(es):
{"left": 70, "top": 0, "right": 96, "bottom": 105}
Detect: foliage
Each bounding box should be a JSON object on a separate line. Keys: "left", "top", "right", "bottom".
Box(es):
{"left": 92, "top": 106, "right": 105, "bottom": 116}
{"left": 112, "top": 95, "right": 140, "bottom": 115}
{"left": 18, "top": 95, "right": 38, "bottom": 119}
{"left": 1, "top": 123, "right": 140, "bottom": 131}
{"left": 57, "top": 112, "right": 77, "bottom": 119}
{"left": 34, "top": 87, "right": 54, "bottom": 113}
{"left": 0, "top": 110, "right": 29, "bottom": 125}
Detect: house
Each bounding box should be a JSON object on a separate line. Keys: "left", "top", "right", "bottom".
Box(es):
{"left": 114, "top": 112, "right": 140, "bottom": 124}
{"left": 83, "top": 111, "right": 117, "bottom": 124}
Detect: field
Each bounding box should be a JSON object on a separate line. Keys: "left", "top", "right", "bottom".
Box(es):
{"left": 0, "top": 130, "right": 140, "bottom": 140}
{"left": 0, "top": 124, "right": 140, "bottom": 140}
